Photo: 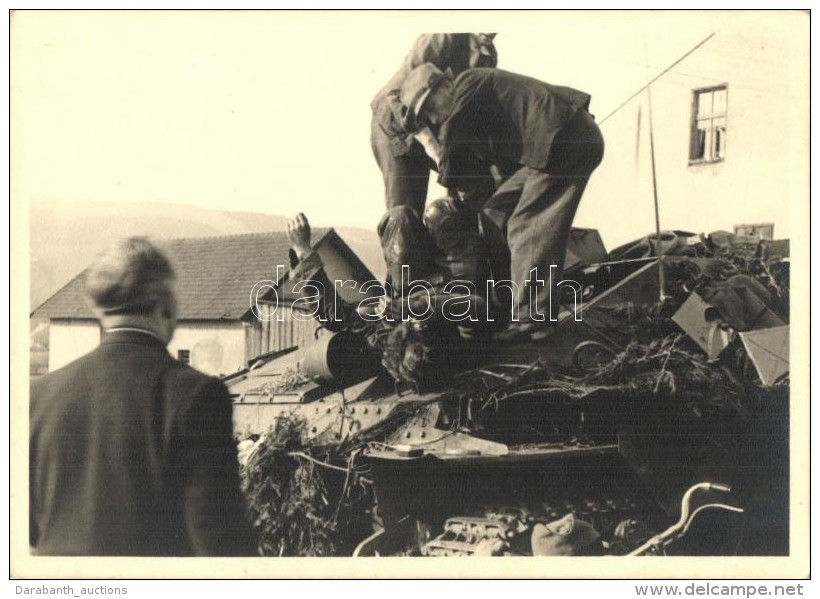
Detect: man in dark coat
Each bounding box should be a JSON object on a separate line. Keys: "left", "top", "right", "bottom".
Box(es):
{"left": 400, "top": 65, "right": 605, "bottom": 340}
{"left": 29, "top": 237, "right": 257, "bottom": 556}
{"left": 371, "top": 33, "right": 497, "bottom": 217}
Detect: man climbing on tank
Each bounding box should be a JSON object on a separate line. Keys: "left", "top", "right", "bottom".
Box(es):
{"left": 370, "top": 34, "right": 508, "bottom": 304}
{"left": 398, "top": 64, "right": 605, "bottom": 341}
{"left": 371, "top": 33, "right": 498, "bottom": 216}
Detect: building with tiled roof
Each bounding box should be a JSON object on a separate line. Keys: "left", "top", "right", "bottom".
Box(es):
{"left": 31, "top": 229, "right": 375, "bottom": 376}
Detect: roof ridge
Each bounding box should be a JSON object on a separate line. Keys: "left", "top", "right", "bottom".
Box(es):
{"left": 161, "top": 227, "right": 332, "bottom": 244}
{"left": 31, "top": 226, "right": 339, "bottom": 320}
{"left": 29, "top": 268, "right": 88, "bottom": 319}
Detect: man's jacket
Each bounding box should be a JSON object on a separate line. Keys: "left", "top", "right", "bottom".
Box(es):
{"left": 29, "top": 329, "right": 257, "bottom": 556}
{"left": 438, "top": 68, "right": 592, "bottom": 191}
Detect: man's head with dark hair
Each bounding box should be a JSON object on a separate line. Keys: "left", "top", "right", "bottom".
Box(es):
{"left": 85, "top": 237, "right": 178, "bottom": 342}
{"left": 380, "top": 317, "right": 471, "bottom": 388}
{"left": 381, "top": 320, "right": 437, "bottom": 387}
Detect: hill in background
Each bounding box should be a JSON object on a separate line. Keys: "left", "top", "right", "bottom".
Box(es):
{"left": 29, "top": 200, "right": 385, "bottom": 311}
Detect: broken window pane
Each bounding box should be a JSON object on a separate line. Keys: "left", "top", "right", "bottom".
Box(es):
{"left": 693, "top": 127, "right": 706, "bottom": 160}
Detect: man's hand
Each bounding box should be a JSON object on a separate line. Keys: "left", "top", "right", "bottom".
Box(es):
{"left": 287, "top": 213, "right": 312, "bottom": 258}
{"left": 413, "top": 127, "right": 442, "bottom": 167}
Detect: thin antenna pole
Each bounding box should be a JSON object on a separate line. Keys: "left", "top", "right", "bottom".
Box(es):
{"left": 644, "top": 38, "right": 668, "bottom": 302}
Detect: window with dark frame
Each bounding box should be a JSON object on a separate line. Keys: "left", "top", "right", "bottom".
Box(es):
{"left": 690, "top": 85, "right": 727, "bottom": 163}
{"left": 177, "top": 349, "right": 191, "bottom": 365}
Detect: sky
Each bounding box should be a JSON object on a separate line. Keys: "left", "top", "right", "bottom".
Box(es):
{"left": 11, "top": 10, "right": 806, "bottom": 240}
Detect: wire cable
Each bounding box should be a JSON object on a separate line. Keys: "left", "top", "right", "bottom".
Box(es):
{"left": 599, "top": 33, "right": 716, "bottom": 125}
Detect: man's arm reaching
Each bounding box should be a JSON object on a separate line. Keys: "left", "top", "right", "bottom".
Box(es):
{"left": 286, "top": 213, "right": 361, "bottom": 332}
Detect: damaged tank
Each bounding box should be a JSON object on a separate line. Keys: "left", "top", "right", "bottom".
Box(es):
{"left": 226, "top": 228, "right": 790, "bottom": 558}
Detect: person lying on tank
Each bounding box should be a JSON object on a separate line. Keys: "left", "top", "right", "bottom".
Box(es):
{"left": 283, "top": 212, "right": 497, "bottom": 388}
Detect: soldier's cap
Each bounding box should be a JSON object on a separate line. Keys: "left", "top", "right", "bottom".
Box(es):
{"left": 400, "top": 63, "right": 453, "bottom": 131}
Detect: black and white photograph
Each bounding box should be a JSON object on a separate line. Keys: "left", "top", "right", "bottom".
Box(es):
{"left": 10, "top": 9, "right": 809, "bottom": 582}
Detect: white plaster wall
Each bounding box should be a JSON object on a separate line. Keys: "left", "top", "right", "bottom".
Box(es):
{"left": 48, "top": 320, "right": 100, "bottom": 372}
{"left": 47, "top": 319, "right": 246, "bottom": 377}
{"left": 167, "top": 321, "right": 246, "bottom": 377}
{"left": 576, "top": 29, "right": 807, "bottom": 250}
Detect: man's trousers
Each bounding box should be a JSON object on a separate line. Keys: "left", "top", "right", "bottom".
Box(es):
{"left": 370, "top": 119, "right": 436, "bottom": 216}
{"left": 482, "top": 109, "right": 605, "bottom": 322}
